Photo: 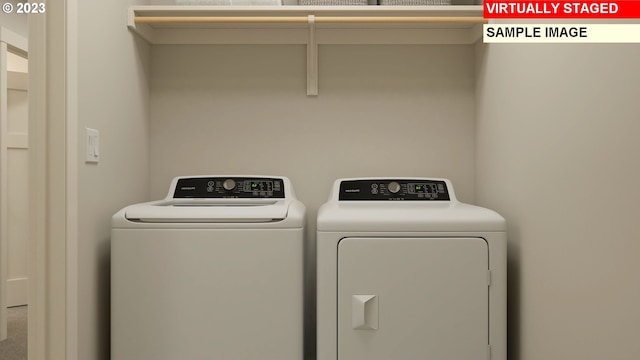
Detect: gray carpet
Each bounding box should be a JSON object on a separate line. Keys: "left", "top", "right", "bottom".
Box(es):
{"left": 0, "top": 306, "right": 27, "bottom": 360}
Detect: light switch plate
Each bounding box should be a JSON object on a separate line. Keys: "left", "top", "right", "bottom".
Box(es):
{"left": 86, "top": 128, "right": 99, "bottom": 163}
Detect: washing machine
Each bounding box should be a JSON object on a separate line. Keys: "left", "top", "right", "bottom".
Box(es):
{"left": 111, "top": 175, "right": 305, "bottom": 360}
{"left": 316, "top": 178, "right": 506, "bottom": 360}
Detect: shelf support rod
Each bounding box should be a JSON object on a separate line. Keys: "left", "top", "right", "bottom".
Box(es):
{"left": 307, "top": 15, "right": 318, "bottom": 96}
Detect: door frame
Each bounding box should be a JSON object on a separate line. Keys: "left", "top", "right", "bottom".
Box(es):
{"left": 28, "top": 1, "right": 78, "bottom": 359}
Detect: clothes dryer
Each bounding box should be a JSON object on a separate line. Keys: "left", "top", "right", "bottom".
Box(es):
{"left": 111, "top": 175, "right": 305, "bottom": 360}
{"left": 317, "top": 178, "right": 506, "bottom": 360}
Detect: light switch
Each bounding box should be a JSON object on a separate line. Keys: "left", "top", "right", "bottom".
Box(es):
{"left": 86, "top": 128, "right": 99, "bottom": 163}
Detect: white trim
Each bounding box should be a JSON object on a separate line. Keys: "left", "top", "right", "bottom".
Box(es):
{"left": 41, "top": 0, "right": 69, "bottom": 357}
{"left": 8, "top": 71, "right": 28, "bottom": 91}
{"left": 0, "top": 39, "right": 8, "bottom": 343}
{"left": 28, "top": 8, "right": 47, "bottom": 360}
{"left": 27, "top": 2, "right": 74, "bottom": 358}
{"left": 66, "top": 0, "right": 79, "bottom": 359}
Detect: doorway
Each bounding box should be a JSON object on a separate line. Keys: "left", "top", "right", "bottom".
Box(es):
{"left": 0, "top": 27, "right": 28, "bottom": 360}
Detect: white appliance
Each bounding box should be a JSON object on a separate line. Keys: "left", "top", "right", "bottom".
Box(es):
{"left": 317, "top": 178, "right": 506, "bottom": 360}
{"left": 111, "top": 175, "right": 305, "bottom": 360}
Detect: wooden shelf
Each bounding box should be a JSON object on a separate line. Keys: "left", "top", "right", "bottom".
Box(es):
{"left": 128, "top": 6, "right": 485, "bottom": 45}
{"left": 128, "top": 5, "right": 485, "bottom": 95}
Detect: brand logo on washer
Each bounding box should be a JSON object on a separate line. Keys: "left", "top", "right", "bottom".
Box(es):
{"left": 344, "top": 188, "right": 360, "bottom": 193}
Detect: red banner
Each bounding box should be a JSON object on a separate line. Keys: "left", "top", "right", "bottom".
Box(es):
{"left": 484, "top": 1, "right": 640, "bottom": 19}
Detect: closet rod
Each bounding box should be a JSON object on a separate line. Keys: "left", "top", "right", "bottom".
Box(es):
{"left": 135, "top": 16, "right": 487, "bottom": 24}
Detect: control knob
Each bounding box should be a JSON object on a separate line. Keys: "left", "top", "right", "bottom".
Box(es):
{"left": 388, "top": 181, "right": 401, "bottom": 194}
{"left": 222, "top": 179, "right": 236, "bottom": 191}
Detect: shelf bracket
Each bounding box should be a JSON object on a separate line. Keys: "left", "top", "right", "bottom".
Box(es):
{"left": 307, "top": 15, "right": 318, "bottom": 96}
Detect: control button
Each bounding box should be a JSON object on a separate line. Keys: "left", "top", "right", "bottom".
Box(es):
{"left": 388, "top": 181, "right": 401, "bottom": 194}
{"left": 207, "top": 181, "right": 215, "bottom": 187}
{"left": 223, "top": 179, "right": 236, "bottom": 191}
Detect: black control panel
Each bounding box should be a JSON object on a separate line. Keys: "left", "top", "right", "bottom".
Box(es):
{"left": 339, "top": 179, "right": 450, "bottom": 201}
{"left": 173, "top": 177, "right": 285, "bottom": 199}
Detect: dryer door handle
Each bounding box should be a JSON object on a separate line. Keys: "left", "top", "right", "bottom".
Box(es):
{"left": 352, "top": 295, "right": 378, "bottom": 330}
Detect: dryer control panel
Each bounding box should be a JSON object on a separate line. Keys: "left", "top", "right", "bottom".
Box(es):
{"left": 173, "top": 177, "right": 285, "bottom": 199}
{"left": 339, "top": 179, "right": 450, "bottom": 201}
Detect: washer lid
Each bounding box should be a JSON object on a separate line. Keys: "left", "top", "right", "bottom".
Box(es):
{"left": 124, "top": 199, "right": 288, "bottom": 223}
{"left": 116, "top": 175, "right": 303, "bottom": 225}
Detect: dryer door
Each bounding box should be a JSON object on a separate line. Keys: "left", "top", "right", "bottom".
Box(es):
{"left": 338, "top": 237, "right": 489, "bottom": 360}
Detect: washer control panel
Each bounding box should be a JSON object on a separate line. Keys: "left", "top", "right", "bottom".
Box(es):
{"left": 339, "top": 179, "right": 450, "bottom": 201}
{"left": 173, "top": 177, "right": 285, "bottom": 199}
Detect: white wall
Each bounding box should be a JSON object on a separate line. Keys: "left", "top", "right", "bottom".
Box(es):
{"left": 0, "top": 1, "right": 27, "bottom": 38}
{"left": 475, "top": 43, "right": 640, "bottom": 360}
{"left": 77, "top": 1, "right": 150, "bottom": 360}
{"left": 150, "top": 44, "right": 476, "bottom": 204}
